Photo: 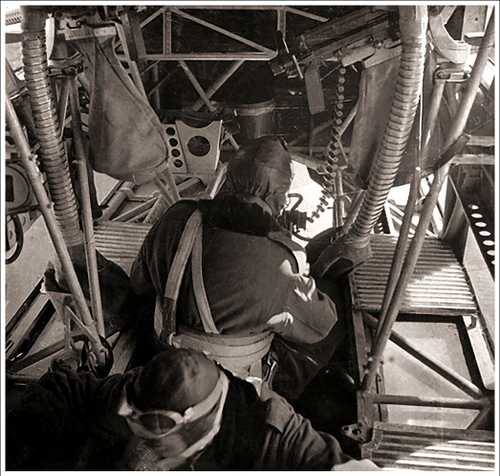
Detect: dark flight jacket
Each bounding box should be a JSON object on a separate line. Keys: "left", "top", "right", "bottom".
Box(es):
{"left": 130, "top": 197, "right": 339, "bottom": 398}
{"left": 6, "top": 365, "right": 350, "bottom": 470}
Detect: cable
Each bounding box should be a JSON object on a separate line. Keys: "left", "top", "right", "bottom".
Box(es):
{"left": 5, "top": 215, "right": 24, "bottom": 265}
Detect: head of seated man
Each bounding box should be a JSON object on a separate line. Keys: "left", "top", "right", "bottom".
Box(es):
{"left": 217, "top": 135, "right": 293, "bottom": 218}
{"left": 118, "top": 348, "right": 228, "bottom": 470}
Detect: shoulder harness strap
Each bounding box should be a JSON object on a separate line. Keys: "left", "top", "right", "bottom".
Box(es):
{"left": 191, "top": 226, "right": 219, "bottom": 334}
{"left": 154, "top": 210, "right": 202, "bottom": 339}
{"left": 154, "top": 209, "right": 220, "bottom": 340}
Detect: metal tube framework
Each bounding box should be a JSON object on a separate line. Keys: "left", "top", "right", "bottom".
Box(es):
{"left": 368, "top": 393, "right": 488, "bottom": 410}
{"left": 5, "top": 97, "right": 106, "bottom": 364}
{"left": 363, "top": 312, "right": 483, "bottom": 399}
{"left": 192, "top": 60, "right": 244, "bottom": 111}
{"left": 361, "top": 14, "right": 495, "bottom": 392}
{"left": 57, "top": 79, "right": 71, "bottom": 138}
{"left": 140, "top": 6, "right": 327, "bottom": 61}
{"left": 69, "top": 77, "right": 106, "bottom": 337}
{"left": 179, "top": 60, "right": 217, "bottom": 112}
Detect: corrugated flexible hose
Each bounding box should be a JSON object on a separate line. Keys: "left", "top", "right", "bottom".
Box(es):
{"left": 6, "top": 8, "right": 22, "bottom": 26}
{"left": 348, "top": 6, "right": 428, "bottom": 245}
{"left": 21, "top": 6, "right": 83, "bottom": 249}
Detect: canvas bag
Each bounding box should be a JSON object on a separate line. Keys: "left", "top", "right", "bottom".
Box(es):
{"left": 75, "top": 37, "right": 169, "bottom": 184}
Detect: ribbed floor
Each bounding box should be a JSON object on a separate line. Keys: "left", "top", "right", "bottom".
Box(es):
{"left": 95, "top": 221, "right": 152, "bottom": 274}
{"left": 352, "top": 235, "right": 478, "bottom": 315}
{"left": 362, "top": 422, "right": 495, "bottom": 471}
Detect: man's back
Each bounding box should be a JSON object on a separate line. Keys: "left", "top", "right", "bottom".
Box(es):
{"left": 131, "top": 196, "right": 335, "bottom": 342}
{"left": 130, "top": 137, "right": 339, "bottom": 399}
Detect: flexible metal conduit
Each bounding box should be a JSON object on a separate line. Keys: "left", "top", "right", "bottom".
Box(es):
{"left": 6, "top": 8, "right": 22, "bottom": 25}
{"left": 21, "top": 6, "right": 83, "bottom": 250}
{"left": 349, "top": 6, "right": 428, "bottom": 244}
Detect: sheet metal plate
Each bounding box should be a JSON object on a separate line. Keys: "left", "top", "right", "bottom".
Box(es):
{"left": 352, "top": 235, "right": 478, "bottom": 315}
{"left": 95, "top": 221, "right": 152, "bottom": 274}
{"left": 362, "top": 422, "right": 495, "bottom": 471}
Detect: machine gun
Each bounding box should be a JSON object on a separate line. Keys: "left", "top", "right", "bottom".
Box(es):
{"left": 271, "top": 7, "right": 400, "bottom": 114}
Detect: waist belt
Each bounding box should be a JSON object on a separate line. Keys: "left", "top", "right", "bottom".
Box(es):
{"left": 171, "top": 327, "right": 274, "bottom": 371}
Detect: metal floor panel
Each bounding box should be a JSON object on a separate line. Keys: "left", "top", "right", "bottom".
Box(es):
{"left": 352, "top": 235, "right": 478, "bottom": 315}
{"left": 362, "top": 422, "right": 495, "bottom": 471}
{"left": 95, "top": 221, "right": 152, "bottom": 274}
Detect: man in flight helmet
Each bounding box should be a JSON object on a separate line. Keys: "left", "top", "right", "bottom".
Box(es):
{"left": 130, "top": 136, "right": 340, "bottom": 400}
{"left": 7, "top": 348, "right": 378, "bottom": 470}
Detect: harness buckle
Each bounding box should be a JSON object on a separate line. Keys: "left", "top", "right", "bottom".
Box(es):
{"left": 263, "top": 351, "right": 279, "bottom": 385}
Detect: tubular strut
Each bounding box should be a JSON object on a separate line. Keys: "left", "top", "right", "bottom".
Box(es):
{"left": 362, "top": 13, "right": 496, "bottom": 392}
{"left": 5, "top": 97, "right": 107, "bottom": 365}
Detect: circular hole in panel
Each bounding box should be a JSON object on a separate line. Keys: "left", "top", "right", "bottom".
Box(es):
{"left": 471, "top": 213, "right": 483, "bottom": 219}
{"left": 483, "top": 240, "right": 495, "bottom": 247}
{"left": 475, "top": 222, "right": 487, "bottom": 228}
{"left": 169, "top": 138, "right": 179, "bottom": 147}
{"left": 468, "top": 204, "right": 479, "bottom": 210}
{"left": 173, "top": 159, "right": 184, "bottom": 168}
{"left": 166, "top": 127, "right": 176, "bottom": 136}
{"left": 172, "top": 148, "right": 181, "bottom": 158}
{"left": 187, "top": 136, "right": 211, "bottom": 157}
{"left": 486, "top": 250, "right": 495, "bottom": 257}
{"left": 479, "top": 230, "right": 491, "bottom": 237}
